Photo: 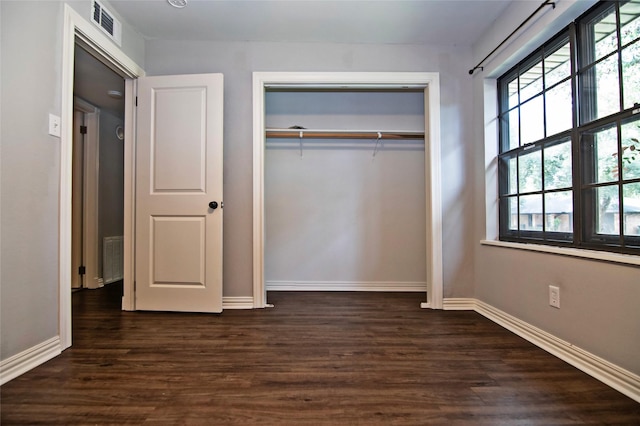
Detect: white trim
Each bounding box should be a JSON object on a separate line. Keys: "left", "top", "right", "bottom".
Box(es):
{"left": 440, "top": 298, "right": 640, "bottom": 403}
{"left": 481, "top": 240, "right": 640, "bottom": 267}
{"left": 252, "top": 73, "right": 266, "bottom": 309}
{"left": 61, "top": 4, "right": 144, "bottom": 349}
{"left": 266, "top": 281, "right": 426, "bottom": 292}
{"left": 122, "top": 79, "right": 137, "bottom": 311}
{"left": 424, "top": 81, "right": 443, "bottom": 309}
{"left": 0, "top": 337, "right": 60, "bottom": 385}
{"left": 253, "top": 72, "right": 443, "bottom": 309}
{"left": 442, "top": 298, "right": 477, "bottom": 310}
{"left": 222, "top": 297, "right": 255, "bottom": 310}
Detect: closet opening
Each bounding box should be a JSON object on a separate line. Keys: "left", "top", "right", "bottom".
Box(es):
{"left": 253, "top": 73, "right": 443, "bottom": 310}
{"left": 265, "top": 88, "right": 426, "bottom": 297}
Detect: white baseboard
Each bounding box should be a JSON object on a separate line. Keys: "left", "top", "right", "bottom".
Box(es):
{"left": 222, "top": 296, "right": 254, "bottom": 310}
{"left": 442, "top": 297, "right": 476, "bottom": 310}
{"left": 266, "top": 280, "right": 426, "bottom": 292}
{"left": 448, "top": 298, "right": 640, "bottom": 403}
{"left": 0, "top": 337, "right": 61, "bottom": 385}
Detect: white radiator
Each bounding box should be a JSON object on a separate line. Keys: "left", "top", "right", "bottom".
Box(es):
{"left": 103, "top": 236, "right": 123, "bottom": 284}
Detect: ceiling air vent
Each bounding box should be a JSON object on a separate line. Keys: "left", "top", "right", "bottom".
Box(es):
{"left": 91, "top": 0, "right": 122, "bottom": 46}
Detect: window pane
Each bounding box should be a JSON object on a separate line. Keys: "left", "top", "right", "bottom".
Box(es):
{"left": 620, "top": 0, "right": 640, "bottom": 46}
{"left": 520, "top": 95, "right": 544, "bottom": 144}
{"left": 509, "top": 197, "right": 518, "bottom": 230}
{"left": 622, "top": 43, "right": 640, "bottom": 109}
{"left": 596, "top": 185, "right": 620, "bottom": 235}
{"left": 583, "top": 125, "right": 618, "bottom": 184}
{"left": 508, "top": 79, "right": 519, "bottom": 110}
{"left": 545, "top": 42, "right": 571, "bottom": 87}
{"left": 594, "top": 55, "right": 621, "bottom": 119}
{"left": 545, "top": 191, "right": 573, "bottom": 232}
{"left": 593, "top": 8, "right": 618, "bottom": 62}
{"left": 520, "top": 60, "right": 543, "bottom": 102}
{"left": 520, "top": 194, "right": 542, "bottom": 231}
{"left": 508, "top": 108, "right": 519, "bottom": 150}
{"left": 509, "top": 157, "right": 517, "bottom": 194}
{"left": 623, "top": 182, "right": 640, "bottom": 236}
{"left": 519, "top": 149, "right": 542, "bottom": 192}
{"left": 545, "top": 80, "right": 573, "bottom": 136}
{"left": 544, "top": 140, "right": 572, "bottom": 189}
{"left": 621, "top": 117, "right": 640, "bottom": 180}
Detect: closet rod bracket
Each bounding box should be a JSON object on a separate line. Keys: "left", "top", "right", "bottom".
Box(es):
{"left": 299, "top": 131, "right": 303, "bottom": 157}
{"left": 372, "top": 132, "right": 383, "bottom": 157}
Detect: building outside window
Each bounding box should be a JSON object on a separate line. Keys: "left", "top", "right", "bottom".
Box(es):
{"left": 497, "top": 0, "right": 640, "bottom": 254}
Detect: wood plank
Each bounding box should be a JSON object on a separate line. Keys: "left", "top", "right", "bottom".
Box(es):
{"left": 1, "top": 284, "right": 638, "bottom": 424}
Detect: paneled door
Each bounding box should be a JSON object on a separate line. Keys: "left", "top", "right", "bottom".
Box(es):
{"left": 135, "top": 74, "right": 223, "bottom": 312}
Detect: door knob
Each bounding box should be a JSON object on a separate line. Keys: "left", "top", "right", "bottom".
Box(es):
{"left": 209, "top": 201, "right": 218, "bottom": 210}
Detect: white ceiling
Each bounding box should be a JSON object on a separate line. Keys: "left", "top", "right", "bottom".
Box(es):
{"left": 76, "top": 0, "right": 514, "bottom": 115}
{"left": 108, "top": 0, "right": 512, "bottom": 45}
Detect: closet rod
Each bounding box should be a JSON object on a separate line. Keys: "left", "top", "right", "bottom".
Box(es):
{"left": 266, "top": 129, "right": 424, "bottom": 140}
{"left": 468, "top": 0, "right": 555, "bottom": 75}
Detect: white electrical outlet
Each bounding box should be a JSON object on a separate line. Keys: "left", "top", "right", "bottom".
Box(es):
{"left": 549, "top": 285, "right": 560, "bottom": 309}
{"left": 48, "top": 114, "right": 61, "bottom": 137}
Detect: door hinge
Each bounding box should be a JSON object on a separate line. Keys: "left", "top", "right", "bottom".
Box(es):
{"left": 135, "top": 96, "right": 138, "bottom": 107}
{"left": 79, "top": 266, "right": 86, "bottom": 275}
{"left": 80, "top": 125, "right": 87, "bottom": 134}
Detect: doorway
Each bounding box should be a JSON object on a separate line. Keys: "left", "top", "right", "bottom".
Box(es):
{"left": 60, "top": 4, "right": 143, "bottom": 350}
{"left": 72, "top": 44, "right": 126, "bottom": 293}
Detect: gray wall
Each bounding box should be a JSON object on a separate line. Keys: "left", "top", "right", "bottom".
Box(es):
{"left": 265, "top": 91, "right": 426, "bottom": 285}
{"left": 1, "top": 0, "right": 61, "bottom": 361}
{"left": 98, "top": 110, "right": 124, "bottom": 277}
{"left": 471, "top": 0, "right": 640, "bottom": 375}
{"left": 144, "top": 40, "right": 475, "bottom": 298}
{"left": 0, "top": 0, "right": 143, "bottom": 361}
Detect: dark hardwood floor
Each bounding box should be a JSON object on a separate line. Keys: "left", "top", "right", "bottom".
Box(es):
{"left": 1, "top": 284, "right": 638, "bottom": 425}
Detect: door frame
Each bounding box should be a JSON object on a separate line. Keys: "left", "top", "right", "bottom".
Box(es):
{"left": 252, "top": 72, "right": 443, "bottom": 309}
{"left": 72, "top": 97, "right": 101, "bottom": 289}
{"left": 61, "top": 4, "right": 144, "bottom": 349}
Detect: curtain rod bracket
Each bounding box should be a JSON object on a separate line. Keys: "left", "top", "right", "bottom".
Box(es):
{"left": 372, "top": 132, "right": 383, "bottom": 157}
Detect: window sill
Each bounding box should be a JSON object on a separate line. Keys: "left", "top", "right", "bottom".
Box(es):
{"left": 480, "top": 240, "right": 640, "bottom": 267}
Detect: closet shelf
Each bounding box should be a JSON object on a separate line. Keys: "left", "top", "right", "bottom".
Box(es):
{"left": 266, "top": 128, "right": 424, "bottom": 140}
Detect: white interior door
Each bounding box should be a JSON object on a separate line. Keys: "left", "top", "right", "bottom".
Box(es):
{"left": 135, "top": 73, "right": 223, "bottom": 312}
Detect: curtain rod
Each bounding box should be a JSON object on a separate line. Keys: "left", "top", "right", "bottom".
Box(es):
{"left": 469, "top": 0, "right": 556, "bottom": 76}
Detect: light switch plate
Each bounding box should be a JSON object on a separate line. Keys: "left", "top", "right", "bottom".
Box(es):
{"left": 49, "top": 114, "right": 61, "bottom": 137}
{"left": 549, "top": 285, "right": 560, "bottom": 309}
